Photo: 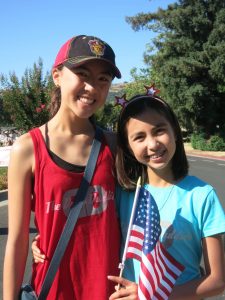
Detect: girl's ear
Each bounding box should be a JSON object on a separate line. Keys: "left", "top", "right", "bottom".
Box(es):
{"left": 52, "top": 68, "right": 61, "bottom": 87}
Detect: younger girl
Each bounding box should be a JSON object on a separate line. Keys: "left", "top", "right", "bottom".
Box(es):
{"left": 108, "top": 93, "right": 225, "bottom": 299}
{"left": 3, "top": 35, "right": 122, "bottom": 300}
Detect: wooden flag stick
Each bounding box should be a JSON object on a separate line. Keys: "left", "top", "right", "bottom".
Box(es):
{"left": 117, "top": 177, "right": 142, "bottom": 290}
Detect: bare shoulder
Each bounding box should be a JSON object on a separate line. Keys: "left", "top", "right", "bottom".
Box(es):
{"left": 11, "top": 132, "right": 33, "bottom": 155}
{"left": 102, "top": 130, "right": 117, "bottom": 155}
{"left": 9, "top": 132, "right": 34, "bottom": 168}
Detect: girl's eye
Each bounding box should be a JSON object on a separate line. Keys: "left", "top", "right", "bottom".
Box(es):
{"left": 76, "top": 71, "right": 88, "bottom": 77}
{"left": 133, "top": 135, "right": 144, "bottom": 142}
{"left": 99, "top": 75, "right": 112, "bottom": 83}
{"left": 155, "top": 127, "right": 166, "bottom": 135}
{"left": 73, "top": 68, "right": 89, "bottom": 78}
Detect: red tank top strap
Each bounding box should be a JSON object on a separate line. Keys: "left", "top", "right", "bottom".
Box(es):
{"left": 29, "top": 127, "right": 48, "bottom": 173}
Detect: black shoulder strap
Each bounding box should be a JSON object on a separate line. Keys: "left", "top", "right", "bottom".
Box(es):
{"left": 103, "top": 130, "right": 117, "bottom": 156}
{"left": 38, "top": 127, "right": 103, "bottom": 300}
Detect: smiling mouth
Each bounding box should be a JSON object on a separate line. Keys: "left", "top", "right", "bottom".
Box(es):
{"left": 148, "top": 149, "right": 166, "bottom": 160}
{"left": 78, "top": 96, "right": 95, "bottom": 105}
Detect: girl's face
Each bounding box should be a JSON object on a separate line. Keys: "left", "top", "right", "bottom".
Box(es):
{"left": 126, "top": 108, "right": 176, "bottom": 180}
{"left": 52, "top": 60, "right": 112, "bottom": 119}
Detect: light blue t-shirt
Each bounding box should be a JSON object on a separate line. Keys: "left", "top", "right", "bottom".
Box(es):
{"left": 116, "top": 175, "right": 225, "bottom": 285}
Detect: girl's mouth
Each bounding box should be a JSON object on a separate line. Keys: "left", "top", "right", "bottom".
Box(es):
{"left": 78, "top": 96, "right": 95, "bottom": 105}
{"left": 149, "top": 149, "right": 166, "bottom": 161}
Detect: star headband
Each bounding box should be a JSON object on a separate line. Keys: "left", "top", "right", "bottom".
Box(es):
{"left": 114, "top": 84, "right": 160, "bottom": 108}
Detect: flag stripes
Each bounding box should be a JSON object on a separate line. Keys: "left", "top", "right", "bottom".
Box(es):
{"left": 125, "top": 187, "right": 184, "bottom": 300}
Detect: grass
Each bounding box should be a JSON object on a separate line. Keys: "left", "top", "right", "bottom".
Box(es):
{"left": 0, "top": 167, "right": 8, "bottom": 190}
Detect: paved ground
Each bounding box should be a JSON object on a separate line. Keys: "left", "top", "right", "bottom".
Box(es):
{"left": 184, "top": 146, "right": 225, "bottom": 299}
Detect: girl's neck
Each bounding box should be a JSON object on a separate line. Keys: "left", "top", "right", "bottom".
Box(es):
{"left": 49, "top": 112, "right": 95, "bottom": 136}
{"left": 147, "top": 167, "right": 175, "bottom": 187}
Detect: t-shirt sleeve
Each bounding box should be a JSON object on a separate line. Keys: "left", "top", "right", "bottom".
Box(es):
{"left": 201, "top": 189, "right": 225, "bottom": 238}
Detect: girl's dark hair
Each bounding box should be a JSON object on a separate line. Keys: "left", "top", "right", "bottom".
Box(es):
{"left": 116, "top": 95, "right": 189, "bottom": 190}
{"left": 49, "top": 86, "right": 61, "bottom": 118}
{"left": 48, "top": 65, "right": 63, "bottom": 118}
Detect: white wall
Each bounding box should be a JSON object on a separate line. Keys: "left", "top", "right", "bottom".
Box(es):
{"left": 0, "top": 146, "right": 11, "bottom": 167}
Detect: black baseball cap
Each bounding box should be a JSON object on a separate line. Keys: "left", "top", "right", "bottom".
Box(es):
{"left": 53, "top": 35, "right": 121, "bottom": 78}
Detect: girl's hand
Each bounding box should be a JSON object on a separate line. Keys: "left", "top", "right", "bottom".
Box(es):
{"left": 108, "top": 276, "right": 138, "bottom": 300}
{"left": 31, "top": 234, "right": 46, "bottom": 263}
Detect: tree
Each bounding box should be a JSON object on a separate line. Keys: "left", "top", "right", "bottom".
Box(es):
{"left": 126, "top": 0, "right": 225, "bottom": 137}
{"left": 95, "top": 103, "right": 119, "bottom": 130}
{"left": 95, "top": 86, "right": 126, "bottom": 130}
{"left": 123, "top": 67, "right": 160, "bottom": 99}
{"left": 0, "top": 58, "right": 53, "bottom": 131}
{"left": 0, "top": 91, "right": 12, "bottom": 126}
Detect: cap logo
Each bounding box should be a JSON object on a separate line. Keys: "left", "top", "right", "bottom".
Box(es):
{"left": 88, "top": 39, "right": 105, "bottom": 56}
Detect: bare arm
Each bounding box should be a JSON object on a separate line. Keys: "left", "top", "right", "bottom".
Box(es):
{"left": 169, "top": 235, "right": 225, "bottom": 300}
{"left": 3, "top": 134, "right": 34, "bottom": 300}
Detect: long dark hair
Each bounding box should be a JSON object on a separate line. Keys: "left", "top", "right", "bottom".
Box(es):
{"left": 49, "top": 86, "right": 61, "bottom": 118}
{"left": 48, "top": 65, "right": 63, "bottom": 118}
{"left": 116, "top": 95, "right": 189, "bottom": 190}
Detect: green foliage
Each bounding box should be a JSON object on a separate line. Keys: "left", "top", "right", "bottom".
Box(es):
{"left": 0, "top": 167, "right": 7, "bottom": 190}
{"left": 123, "top": 68, "right": 157, "bottom": 99}
{"left": 95, "top": 102, "right": 121, "bottom": 131}
{"left": 94, "top": 83, "right": 127, "bottom": 130}
{"left": 191, "top": 132, "right": 207, "bottom": 150}
{"left": 208, "top": 135, "right": 225, "bottom": 151}
{"left": 0, "top": 58, "right": 53, "bottom": 131}
{"left": 191, "top": 133, "right": 225, "bottom": 151}
{"left": 0, "top": 90, "right": 12, "bottom": 126}
{"left": 126, "top": 0, "right": 225, "bottom": 137}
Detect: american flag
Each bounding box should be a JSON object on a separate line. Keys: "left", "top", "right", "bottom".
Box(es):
{"left": 126, "top": 187, "right": 184, "bottom": 300}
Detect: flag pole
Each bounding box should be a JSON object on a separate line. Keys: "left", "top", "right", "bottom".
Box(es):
{"left": 117, "top": 176, "right": 142, "bottom": 289}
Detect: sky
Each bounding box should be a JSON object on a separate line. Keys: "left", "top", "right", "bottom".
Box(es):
{"left": 0, "top": 0, "right": 174, "bottom": 84}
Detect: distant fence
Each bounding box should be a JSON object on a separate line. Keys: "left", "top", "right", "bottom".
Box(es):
{"left": 0, "top": 146, "right": 11, "bottom": 167}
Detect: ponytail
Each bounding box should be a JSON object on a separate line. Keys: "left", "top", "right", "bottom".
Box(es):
{"left": 48, "top": 86, "right": 61, "bottom": 118}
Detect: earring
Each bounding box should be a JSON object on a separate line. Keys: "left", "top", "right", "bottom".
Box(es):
{"left": 55, "top": 83, "right": 60, "bottom": 88}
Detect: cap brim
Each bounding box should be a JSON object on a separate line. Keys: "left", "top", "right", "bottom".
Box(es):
{"left": 64, "top": 57, "right": 121, "bottom": 79}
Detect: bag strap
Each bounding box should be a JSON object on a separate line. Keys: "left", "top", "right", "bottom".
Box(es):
{"left": 38, "top": 127, "right": 103, "bottom": 300}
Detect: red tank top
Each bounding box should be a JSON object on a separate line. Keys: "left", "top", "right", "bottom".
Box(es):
{"left": 30, "top": 128, "right": 121, "bottom": 300}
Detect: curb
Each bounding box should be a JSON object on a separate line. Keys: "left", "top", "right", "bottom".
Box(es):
{"left": 185, "top": 150, "right": 225, "bottom": 161}
{"left": 187, "top": 153, "right": 225, "bottom": 161}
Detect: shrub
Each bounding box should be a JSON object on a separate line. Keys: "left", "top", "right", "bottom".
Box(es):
{"left": 191, "top": 133, "right": 207, "bottom": 150}
{"left": 0, "top": 168, "right": 8, "bottom": 190}
{"left": 208, "top": 135, "right": 225, "bottom": 151}
{"left": 191, "top": 133, "right": 225, "bottom": 151}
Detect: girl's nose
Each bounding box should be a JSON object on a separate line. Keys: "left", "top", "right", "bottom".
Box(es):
{"left": 84, "top": 78, "right": 97, "bottom": 92}
{"left": 147, "top": 137, "right": 159, "bottom": 150}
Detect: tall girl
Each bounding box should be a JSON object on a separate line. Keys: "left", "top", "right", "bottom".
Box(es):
{"left": 3, "top": 35, "right": 122, "bottom": 300}
{"left": 109, "top": 93, "right": 225, "bottom": 299}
